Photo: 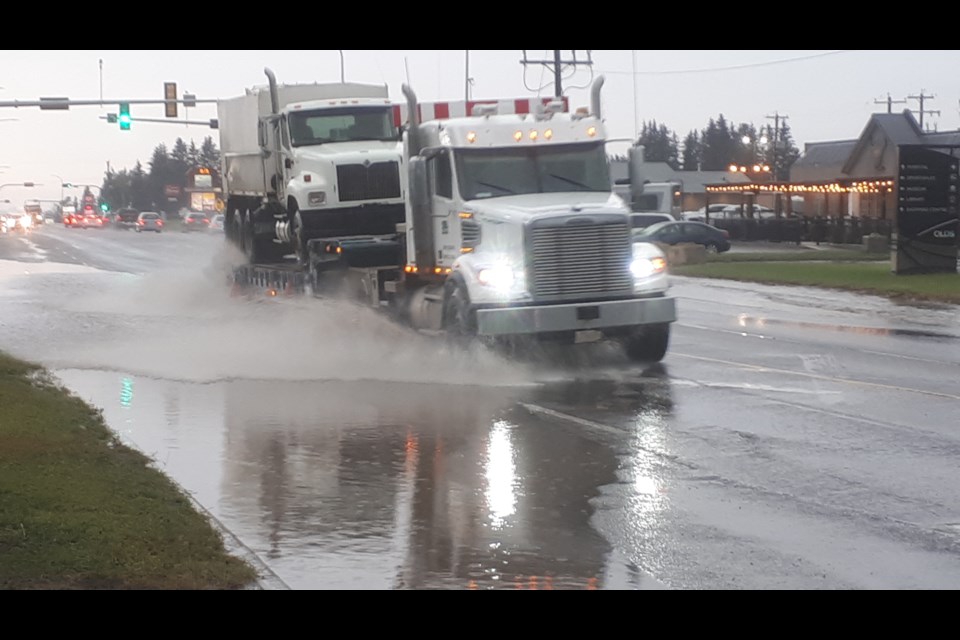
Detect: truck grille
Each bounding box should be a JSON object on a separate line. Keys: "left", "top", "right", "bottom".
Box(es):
{"left": 461, "top": 219, "right": 481, "bottom": 249}
{"left": 528, "top": 220, "right": 633, "bottom": 301}
{"left": 337, "top": 162, "right": 401, "bottom": 202}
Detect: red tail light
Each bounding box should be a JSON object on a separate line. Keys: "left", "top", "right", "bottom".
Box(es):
{"left": 721, "top": 230, "right": 730, "bottom": 238}
{"left": 139, "top": 220, "right": 144, "bottom": 225}
{"left": 157, "top": 220, "right": 163, "bottom": 226}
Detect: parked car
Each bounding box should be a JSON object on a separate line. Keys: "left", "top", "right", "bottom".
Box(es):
{"left": 135, "top": 211, "right": 163, "bottom": 233}
{"left": 182, "top": 211, "right": 210, "bottom": 232}
{"left": 209, "top": 213, "right": 225, "bottom": 232}
{"left": 680, "top": 204, "right": 732, "bottom": 222}
{"left": 629, "top": 212, "right": 676, "bottom": 230}
{"left": 633, "top": 220, "right": 731, "bottom": 253}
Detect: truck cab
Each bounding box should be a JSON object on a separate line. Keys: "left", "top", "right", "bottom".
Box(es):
{"left": 400, "top": 79, "right": 677, "bottom": 360}
{"left": 272, "top": 98, "right": 405, "bottom": 256}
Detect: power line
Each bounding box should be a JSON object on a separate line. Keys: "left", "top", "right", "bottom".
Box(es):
{"left": 907, "top": 90, "right": 940, "bottom": 131}
{"left": 599, "top": 50, "right": 855, "bottom": 76}
{"left": 874, "top": 93, "right": 907, "bottom": 114}
{"left": 520, "top": 50, "right": 593, "bottom": 97}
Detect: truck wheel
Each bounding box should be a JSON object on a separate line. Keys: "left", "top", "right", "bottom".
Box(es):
{"left": 443, "top": 282, "right": 477, "bottom": 347}
{"left": 241, "top": 212, "right": 257, "bottom": 261}
{"left": 622, "top": 323, "right": 671, "bottom": 362}
{"left": 291, "top": 207, "right": 308, "bottom": 265}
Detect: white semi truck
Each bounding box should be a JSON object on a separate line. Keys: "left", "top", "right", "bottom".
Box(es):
{"left": 228, "top": 71, "right": 677, "bottom": 361}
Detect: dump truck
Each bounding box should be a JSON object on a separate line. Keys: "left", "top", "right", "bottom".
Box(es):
{"left": 218, "top": 70, "right": 405, "bottom": 264}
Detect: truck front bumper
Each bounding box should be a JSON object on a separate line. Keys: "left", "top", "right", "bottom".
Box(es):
{"left": 475, "top": 296, "right": 677, "bottom": 336}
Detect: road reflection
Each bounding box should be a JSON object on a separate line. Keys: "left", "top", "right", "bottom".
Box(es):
{"left": 55, "top": 365, "right": 676, "bottom": 590}
{"left": 219, "top": 379, "right": 647, "bottom": 589}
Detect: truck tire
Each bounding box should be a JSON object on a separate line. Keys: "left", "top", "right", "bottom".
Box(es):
{"left": 622, "top": 323, "right": 670, "bottom": 362}
{"left": 242, "top": 210, "right": 284, "bottom": 264}
{"left": 291, "top": 206, "right": 308, "bottom": 265}
{"left": 443, "top": 281, "right": 477, "bottom": 348}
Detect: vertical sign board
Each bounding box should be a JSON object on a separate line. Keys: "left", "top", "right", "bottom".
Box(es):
{"left": 894, "top": 145, "right": 959, "bottom": 274}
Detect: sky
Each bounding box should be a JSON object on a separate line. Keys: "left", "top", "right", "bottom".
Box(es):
{"left": 3, "top": 49, "right": 960, "bottom": 209}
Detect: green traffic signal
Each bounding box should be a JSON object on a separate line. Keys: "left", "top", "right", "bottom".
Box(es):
{"left": 119, "top": 102, "right": 131, "bottom": 130}
{"left": 100, "top": 203, "right": 109, "bottom": 212}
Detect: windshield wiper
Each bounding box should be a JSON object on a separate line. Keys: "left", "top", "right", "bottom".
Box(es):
{"left": 473, "top": 180, "right": 516, "bottom": 195}
{"left": 547, "top": 173, "right": 594, "bottom": 190}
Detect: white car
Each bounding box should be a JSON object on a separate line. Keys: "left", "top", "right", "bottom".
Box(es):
{"left": 629, "top": 212, "right": 676, "bottom": 230}
{"left": 136, "top": 211, "right": 163, "bottom": 233}
{"left": 209, "top": 213, "right": 225, "bottom": 232}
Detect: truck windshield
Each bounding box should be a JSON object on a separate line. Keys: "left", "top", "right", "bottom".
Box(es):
{"left": 454, "top": 142, "right": 610, "bottom": 200}
{"left": 288, "top": 107, "right": 398, "bottom": 146}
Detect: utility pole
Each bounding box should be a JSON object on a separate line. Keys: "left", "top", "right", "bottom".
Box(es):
{"left": 874, "top": 93, "right": 906, "bottom": 114}
{"left": 520, "top": 50, "right": 593, "bottom": 99}
{"left": 907, "top": 90, "right": 939, "bottom": 131}
{"left": 766, "top": 112, "right": 789, "bottom": 180}
{"left": 465, "top": 50, "right": 471, "bottom": 101}
{"left": 632, "top": 50, "right": 638, "bottom": 141}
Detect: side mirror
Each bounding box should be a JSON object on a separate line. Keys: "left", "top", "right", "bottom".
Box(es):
{"left": 284, "top": 158, "right": 293, "bottom": 170}
{"left": 410, "top": 157, "right": 430, "bottom": 208}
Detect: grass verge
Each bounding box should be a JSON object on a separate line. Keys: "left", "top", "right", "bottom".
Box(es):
{"left": 0, "top": 352, "right": 259, "bottom": 589}
{"left": 710, "top": 248, "right": 890, "bottom": 262}
{"left": 672, "top": 260, "right": 960, "bottom": 304}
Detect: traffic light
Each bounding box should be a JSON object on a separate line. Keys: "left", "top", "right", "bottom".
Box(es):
{"left": 164, "top": 82, "right": 177, "bottom": 118}
{"left": 100, "top": 203, "right": 109, "bottom": 212}
{"left": 118, "top": 102, "right": 131, "bottom": 130}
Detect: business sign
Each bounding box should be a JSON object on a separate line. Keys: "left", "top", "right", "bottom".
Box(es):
{"left": 894, "top": 145, "right": 959, "bottom": 274}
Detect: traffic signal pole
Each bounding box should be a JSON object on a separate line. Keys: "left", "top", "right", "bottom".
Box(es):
{"left": 0, "top": 98, "right": 217, "bottom": 109}
{"left": 0, "top": 96, "right": 219, "bottom": 129}
{"left": 99, "top": 115, "right": 219, "bottom": 128}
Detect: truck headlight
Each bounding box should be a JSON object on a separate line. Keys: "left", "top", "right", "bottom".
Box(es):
{"left": 308, "top": 191, "right": 326, "bottom": 206}
{"left": 477, "top": 264, "right": 516, "bottom": 291}
{"left": 631, "top": 242, "right": 668, "bottom": 279}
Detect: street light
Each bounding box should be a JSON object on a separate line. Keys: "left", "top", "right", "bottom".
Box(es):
{"left": 731, "top": 134, "right": 771, "bottom": 179}
{"left": 0, "top": 182, "right": 39, "bottom": 191}
{"left": 338, "top": 50, "right": 345, "bottom": 82}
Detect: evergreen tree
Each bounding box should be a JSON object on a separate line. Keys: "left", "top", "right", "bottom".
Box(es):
{"left": 703, "top": 115, "right": 738, "bottom": 171}
{"left": 771, "top": 122, "right": 801, "bottom": 181}
{"left": 200, "top": 136, "right": 220, "bottom": 170}
{"left": 681, "top": 130, "right": 701, "bottom": 171}
{"left": 636, "top": 120, "right": 680, "bottom": 170}
{"left": 130, "top": 162, "right": 151, "bottom": 211}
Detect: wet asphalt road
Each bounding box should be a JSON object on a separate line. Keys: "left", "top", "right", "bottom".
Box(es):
{"left": 2, "top": 224, "right": 960, "bottom": 589}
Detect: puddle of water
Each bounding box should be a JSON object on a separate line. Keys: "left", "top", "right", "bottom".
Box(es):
{"left": 53, "top": 370, "right": 667, "bottom": 589}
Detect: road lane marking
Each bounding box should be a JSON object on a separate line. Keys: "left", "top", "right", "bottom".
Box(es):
{"left": 518, "top": 402, "right": 697, "bottom": 469}
{"left": 670, "top": 352, "right": 960, "bottom": 401}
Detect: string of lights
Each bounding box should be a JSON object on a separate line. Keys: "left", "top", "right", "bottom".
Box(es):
{"left": 706, "top": 179, "right": 895, "bottom": 194}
